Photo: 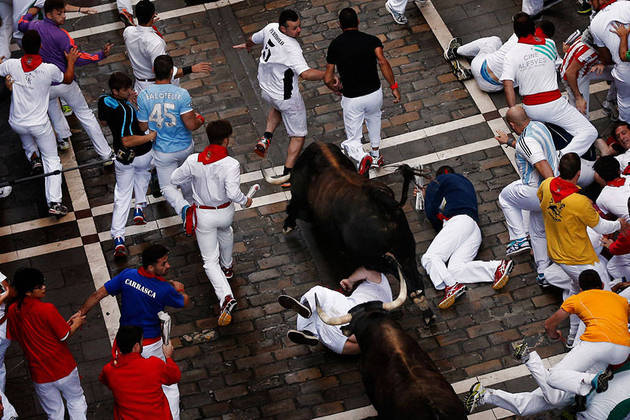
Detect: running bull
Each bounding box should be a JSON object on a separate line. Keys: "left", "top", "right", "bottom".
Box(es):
{"left": 315, "top": 264, "right": 467, "bottom": 418}
{"left": 263, "top": 141, "right": 434, "bottom": 324}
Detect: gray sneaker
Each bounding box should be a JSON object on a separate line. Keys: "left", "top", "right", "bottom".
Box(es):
{"left": 48, "top": 202, "right": 68, "bottom": 216}
{"left": 385, "top": 1, "right": 408, "bottom": 24}
{"left": 56, "top": 137, "right": 70, "bottom": 151}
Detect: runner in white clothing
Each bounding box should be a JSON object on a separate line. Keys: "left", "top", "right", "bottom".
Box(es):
{"left": 233, "top": 10, "right": 326, "bottom": 187}
{"left": 501, "top": 12, "right": 598, "bottom": 158}
{"left": 171, "top": 120, "right": 252, "bottom": 327}
{"left": 0, "top": 30, "right": 79, "bottom": 215}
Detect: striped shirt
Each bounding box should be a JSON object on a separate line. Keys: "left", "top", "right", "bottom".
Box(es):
{"left": 560, "top": 37, "right": 599, "bottom": 80}
{"left": 515, "top": 121, "right": 559, "bottom": 187}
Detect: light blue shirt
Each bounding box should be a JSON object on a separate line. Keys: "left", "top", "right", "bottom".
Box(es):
{"left": 137, "top": 83, "right": 193, "bottom": 153}
{"left": 515, "top": 121, "right": 559, "bottom": 188}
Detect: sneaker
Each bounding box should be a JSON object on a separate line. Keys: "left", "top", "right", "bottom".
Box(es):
{"left": 56, "top": 138, "right": 70, "bottom": 151}
{"left": 0, "top": 186, "right": 11, "bottom": 198}
{"left": 536, "top": 273, "right": 550, "bottom": 288}
{"left": 506, "top": 237, "right": 531, "bottom": 256}
{"left": 133, "top": 206, "right": 146, "bottom": 225}
{"left": 254, "top": 137, "right": 271, "bottom": 158}
{"left": 30, "top": 153, "right": 43, "bottom": 174}
{"left": 113, "top": 236, "right": 127, "bottom": 258}
{"left": 565, "top": 335, "right": 576, "bottom": 349}
{"left": 591, "top": 367, "right": 614, "bottom": 393}
{"left": 577, "top": 0, "right": 592, "bottom": 14}
{"left": 218, "top": 295, "right": 237, "bottom": 326}
{"left": 278, "top": 295, "right": 312, "bottom": 318}
{"left": 221, "top": 265, "right": 234, "bottom": 280}
{"left": 602, "top": 100, "right": 619, "bottom": 122}
{"left": 103, "top": 152, "right": 115, "bottom": 166}
{"left": 287, "top": 329, "right": 319, "bottom": 346}
{"left": 438, "top": 283, "right": 466, "bottom": 309}
{"left": 444, "top": 37, "right": 462, "bottom": 61}
{"left": 511, "top": 341, "right": 529, "bottom": 362}
{"left": 358, "top": 155, "right": 373, "bottom": 176}
{"left": 280, "top": 181, "right": 291, "bottom": 189}
{"left": 48, "top": 202, "right": 68, "bottom": 216}
{"left": 371, "top": 155, "right": 384, "bottom": 168}
{"left": 385, "top": 1, "right": 407, "bottom": 24}
{"left": 119, "top": 9, "right": 135, "bottom": 27}
{"left": 61, "top": 104, "right": 72, "bottom": 116}
{"left": 464, "top": 381, "right": 486, "bottom": 413}
{"left": 493, "top": 259, "right": 514, "bottom": 290}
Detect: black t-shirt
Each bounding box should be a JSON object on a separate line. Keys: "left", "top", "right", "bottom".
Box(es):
{"left": 97, "top": 95, "right": 152, "bottom": 159}
{"left": 326, "top": 30, "right": 383, "bottom": 98}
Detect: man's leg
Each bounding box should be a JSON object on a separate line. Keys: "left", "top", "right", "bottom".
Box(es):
{"left": 340, "top": 95, "right": 368, "bottom": 165}
{"left": 57, "top": 368, "right": 87, "bottom": 420}
{"left": 111, "top": 160, "right": 135, "bottom": 240}
{"left": 47, "top": 91, "right": 73, "bottom": 141}
{"left": 216, "top": 206, "right": 235, "bottom": 271}
{"left": 529, "top": 211, "right": 551, "bottom": 274}
{"left": 386, "top": 0, "right": 408, "bottom": 14}
{"left": 363, "top": 89, "right": 384, "bottom": 163}
{"left": 280, "top": 93, "right": 308, "bottom": 171}
{"left": 0, "top": 3, "right": 12, "bottom": 61}
{"left": 456, "top": 36, "right": 502, "bottom": 58}
{"left": 498, "top": 180, "right": 538, "bottom": 241}
{"left": 484, "top": 388, "right": 564, "bottom": 416}
{"left": 32, "top": 122, "right": 63, "bottom": 206}
{"left": 0, "top": 322, "right": 9, "bottom": 392}
{"left": 143, "top": 339, "right": 180, "bottom": 419}
{"left": 34, "top": 380, "right": 66, "bottom": 419}
{"left": 153, "top": 148, "right": 190, "bottom": 215}
{"left": 420, "top": 218, "right": 461, "bottom": 290}
{"left": 285, "top": 136, "right": 305, "bottom": 170}
{"left": 522, "top": 0, "right": 544, "bottom": 15}
{"left": 615, "top": 76, "right": 630, "bottom": 123}
{"left": 132, "top": 152, "right": 153, "bottom": 206}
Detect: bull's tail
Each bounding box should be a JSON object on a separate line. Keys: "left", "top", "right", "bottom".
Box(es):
{"left": 396, "top": 164, "right": 426, "bottom": 207}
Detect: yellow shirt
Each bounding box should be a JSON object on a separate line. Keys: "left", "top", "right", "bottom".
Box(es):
{"left": 538, "top": 178, "right": 600, "bottom": 265}
{"left": 561, "top": 290, "right": 630, "bottom": 347}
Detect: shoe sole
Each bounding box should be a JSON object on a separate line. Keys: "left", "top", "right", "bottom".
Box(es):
{"left": 493, "top": 260, "right": 514, "bottom": 290}
{"left": 511, "top": 341, "right": 528, "bottom": 361}
{"left": 438, "top": 287, "right": 466, "bottom": 309}
{"left": 221, "top": 268, "right": 234, "bottom": 280}
{"left": 443, "top": 38, "right": 460, "bottom": 61}
{"left": 385, "top": 2, "right": 407, "bottom": 24}
{"left": 506, "top": 246, "right": 531, "bottom": 257}
{"left": 287, "top": 329, "right": 319, "bottom": 346}
{"left": 278, "top": 295, "right": 312, "bottom": 318}
{"left": 218, "top": 300, "right": 237, "bottom": 326}
{"left": 114, "top": 247, "right": 127, "bottom": 258}
{"left": 133, "top": 217, "right": 146, "bottom": 225}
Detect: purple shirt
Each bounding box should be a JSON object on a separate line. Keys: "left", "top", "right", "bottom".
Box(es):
{"left": 18, "top": 14, "right": 103, "bottom": 72}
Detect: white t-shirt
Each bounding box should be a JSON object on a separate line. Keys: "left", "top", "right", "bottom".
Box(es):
{"left": 124, "top": 25, "right": 167, "bottom": 81}
{"left": 486, "top": 33, "right": 518, "bottom": 79}
{"left": 596, "top": 175, "right": 630, "bottom": 218}
{"left": 615, "top": 149, "right": 630, "bottom": 171}
{"left": 252, "top": 23, "right": 310, "bottom": 101}
{"left": 12, "top": 0, "right": 45, "bottom": 40}
{"left": 501, "top": 38, "right": 559, "bottom": 96}
{"left": 0, "top": 58, "right": 62, "bottom": 126}
{"left": 515, "top": 121, "right": 559, "bottom": 187}
{"left": 589, "top": 1, "right": 630, "bottom": 83}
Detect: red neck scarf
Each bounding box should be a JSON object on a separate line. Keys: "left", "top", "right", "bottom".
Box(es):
{"left": 597, "top": 0, "right": 617, "bottom": 11}
{"left": 518, "top": 34, "right": 546, "bottom": 45}
{"left": 534, "top": 27, "right": 546, "bottom": 39}
{"left": 623, "top": 165, "right": 630, "bottom": 176}
{"left": 21, "top": 54, "right": 42, "bottom": 72}
{"left": 138, "top": 266, "right": 167, "bottom": 282}
{"left": 152, "top": 25, "right": 164, "bottom": 39}
{"left": 607, "top": 177, "right": 626, "bottom": 187}
{"left": 549, "top": 177, "right": 580, "bottom": 202}
{"left": 198, "top": 145, "right": 228, "bottom": 165}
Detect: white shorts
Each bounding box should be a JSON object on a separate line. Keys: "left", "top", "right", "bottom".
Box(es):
{"left": 261, "top": 91, "right": 307, "bottom": 138}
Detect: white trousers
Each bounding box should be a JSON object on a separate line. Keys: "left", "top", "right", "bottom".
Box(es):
{"left": 0, "top": 321, "right": 9, "bottom": 393}
{"left": 457, "top": 36, "right": 504, "bottom": 93}
{"left": 0, "top": 2, "right": 12, "bottom": 61}
{"left": 116, "top": 0, "right": 133, "bottom": 12}
{"left": 48, "top": 81, "right": 112, "bottom": 159}
{"left": 340, "top": 88, "right": 383, "bottom": 165}
{"left": 522, "top": 0, "right": 545, "bottom": 15}
{"left": 11, "top": 121, "right": 62, "bottom": 204}
{"left": 523, "top": 97, "right": 598, "bottom": 158}
{"left": 607, "top": 254, "right": 630, "bottom": 281}
{"left": 33, "top": 367, "right": 87, "bottom": 420}
{"left": 548, "top": 341, "right": 630, "bottom": 396}
{"left": 154, "top": 144, "right": 193, "bottom": 215}
{"left": 564, "top": 67, "right": 615, "bottom": 119}
{"left": 110, "top": 152, "right": 153, "bottom": 239}
{"left": 498, "top": 180, "right": 549, "bottom": 272}
{"left": 142, "top": 339, "right": 180, "bottom": 420}
{"left": 195, "top": 205, "right": 235, "bottom": 307}
{"left": 386, "top": 0, "right": 408, "bottom": 14}
{"left": 485, "top": 351, "right": 573, "bottom": 416}
{"left": 421, "top": 215, "right": 501, "bottom": 290}
{"left": 615, "top": 75, "right": 630, "bottom": 123}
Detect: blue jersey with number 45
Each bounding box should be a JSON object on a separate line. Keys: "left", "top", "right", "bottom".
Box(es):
{"left": 137, "top": 84, "right": 193, "bottom": 153}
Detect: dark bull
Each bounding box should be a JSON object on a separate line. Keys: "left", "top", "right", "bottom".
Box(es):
{"left": 263, "top": 142, "right": 434, "bottom": 324}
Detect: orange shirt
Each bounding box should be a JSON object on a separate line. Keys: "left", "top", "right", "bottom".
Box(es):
{"left": 561, "top": 290, "right": 630, "bottom": 346}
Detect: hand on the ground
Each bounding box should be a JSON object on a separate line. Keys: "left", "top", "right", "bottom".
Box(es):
{"left": 162, "top": 342, "right": 174, "bottom": 359}
{"left": 64, "top": 47, "right": 80, "bottom": 64}
{"left": 192, "top": 62, "right": 211, "bottom": 74}
{"left": 170, "top": 280, "right": 185, "bottom": 292}
{"left": 611, "top": 22, "right": 630, "bottom": 39}
{"left": 392, "top": 87, "right": 401, "bottom": 103}
{"left": 102, "top": 42, "right": 114, "bottom": 57}
{"left": 575, "top": 96, "right": 587, "bottom": 115}
{"left": 80, "top": 7, "right": 97, "bottom": 14}
{"left": 244, "top": 197, "right": 253, "bottom": 208}
{"left": 494, "top": 129, "right": 510, "bottom": 145}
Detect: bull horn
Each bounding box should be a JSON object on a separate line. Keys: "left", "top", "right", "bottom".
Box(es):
{"left": 261, "top": 164, "right": 290, "bottom": 185}
{"left": 382, "top": 263, "right": 407, "bottom": 311}
{"left": 315, "top": 293, "right": 352, "bottom": 326}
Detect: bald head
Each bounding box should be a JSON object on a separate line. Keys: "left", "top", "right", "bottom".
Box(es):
{"left": 505, "top": 106, "right": 530, "bottom": 134}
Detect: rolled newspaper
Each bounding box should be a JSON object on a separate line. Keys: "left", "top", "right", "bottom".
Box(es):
{"left": 246, "top": 184, "right": 260, "bottom": 199}
{"left": 414, "top": 165, "right": 425, "bottom": 212}
{"left": 158, "top": 311, "right": 171, "bottom": 345}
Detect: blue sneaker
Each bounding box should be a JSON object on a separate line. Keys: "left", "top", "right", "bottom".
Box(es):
{"left": 133, "top": 206, "right": 146, "bottom": 225}
{"left": 536, "top": 273, "right": 550, "bottom": 288}
{"left": 506, "top": 237, "right": 531, "bottom": 257}
{"left": 113, "top": 236, "right": 127, "bottom": 258}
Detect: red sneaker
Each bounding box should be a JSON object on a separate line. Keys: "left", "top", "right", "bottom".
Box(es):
{"left": 371, "top": 155, "right": 384, "bottom": 168}
{"left": 438, "top": 283, "right": 466, "bottom": 309}
{"left": 221, "top": 265, "right": 233, "bottom": 280}
{"left": 493, "top": 259, "right": 514, "bottom": 290}
{"left": 218, "top": 295, "right": 237, "bottom": 326}
{"left": 254, "top": 137, "right": 271, "bottom": 158}
{"left": 358, "top": 155, "right": 373, "bottom": 176}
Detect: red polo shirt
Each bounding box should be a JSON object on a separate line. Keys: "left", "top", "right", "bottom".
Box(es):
{"left": 6, "top": 297, "right": 76, "bottom": 383}
{"left": 99, "top": 352, "right": 181, "bottom": 420}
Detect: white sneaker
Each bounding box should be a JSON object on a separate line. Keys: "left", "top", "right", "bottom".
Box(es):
{"left": 385, "top": 1, "right": 408, "bottom": 24}
{"left": 0, "top": 186, "right": 11, "bottom": 198}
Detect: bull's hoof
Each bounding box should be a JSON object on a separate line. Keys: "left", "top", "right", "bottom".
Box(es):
{"left": 411, "top": 293, "right": 435, "bottom": 325}
{"left": 283, "top": 225, "right": 295, "bottom": 234}
{"left": 422, "top": 308, "right": 435, "bottom": 326}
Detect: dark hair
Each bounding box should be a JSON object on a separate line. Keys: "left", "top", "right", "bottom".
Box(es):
{"left": 578, "top": 269, "right": 603, "bottom": 291}
{"left": 13, "top": 267, "right": 45, "bottom": 308}
{"left": 537, "top": 20, "right": 555, "bottom": 38}
{"left": 153, "top": 55, "right": 173, "bottom": 81}
{"left": 22, "top": 30, "right": 41, "bottom": 55}
{"left": 436, "top": 165, "right": 455, "bottom": 176}
{"left": 142, "top": 244, "right": 168, "bottom": 268}
{"left": 206, "top": 120, "right": 232, "bottom": 145}
{"left": 115, "top": 325, "right": 143, "bottom": 354}
{"left": 339, "top": 8, "right": 358, "bottom": 29}
{"left": 279, "top": 9, "right": 299, "bottom": 27}
{"left": 558, "top": 153, "right": 581, "bottom": 180}
{"left": 44, "top": 0, "right": 65, "bottom": 15}
{"left": 513, "top": 12, "right": 535, "bottom": 38}
{"left": 593, "top": 156, "right": 620, "bottom": 182}
{"left": 613, "top": 122, "right": 630, "bottom": 141}
{"left": 134, "top": 0, "right": 155, "bottom": 25}
{"left": 108, "top": 72, "right": 133, "bottom": 92}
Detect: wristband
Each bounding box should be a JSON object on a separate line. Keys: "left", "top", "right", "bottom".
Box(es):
{"left": 196, "top": 114, "right": 205, "bottom": 124}
{"left": 182, "top": 66, "right": 192, "bottom": 76}
{"left": 390, "top": 82, "right": 398, "bottom": 90}
{"left": 508, "top": 138, "right": 516, "bottom": 148}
